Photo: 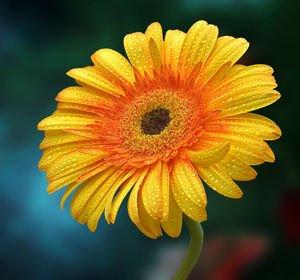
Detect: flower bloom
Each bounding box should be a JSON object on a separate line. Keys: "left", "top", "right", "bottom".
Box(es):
{"left": 38, "top": 21, "right": 281, "bottom": 238}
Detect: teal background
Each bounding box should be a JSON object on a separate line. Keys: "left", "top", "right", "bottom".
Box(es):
{"left": 1, "top": 0, "right": 299, "bottom": 279}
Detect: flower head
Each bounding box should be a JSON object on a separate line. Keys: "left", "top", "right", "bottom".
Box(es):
{"left": 38, "top": 21, "right": 281, "bottom": 238}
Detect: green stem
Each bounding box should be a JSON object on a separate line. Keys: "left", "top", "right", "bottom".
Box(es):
{"left": 174, "top": 215, "right": 204, "bottom": 280}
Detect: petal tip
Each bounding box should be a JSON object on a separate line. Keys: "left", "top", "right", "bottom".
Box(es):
{"left": 66, "top": 68, "right": 76, "bottom": 78}
{"left": 47, "top": 184, "right": 55, "bottom": 194}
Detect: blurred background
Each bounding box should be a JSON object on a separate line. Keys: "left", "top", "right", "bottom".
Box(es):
{"left": 1, "top": 0, "right": 299, "bottom": 279}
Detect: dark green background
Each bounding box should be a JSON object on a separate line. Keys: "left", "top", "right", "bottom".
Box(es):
{"left": 1, "top": 0, "right": 299, "bottom": 279}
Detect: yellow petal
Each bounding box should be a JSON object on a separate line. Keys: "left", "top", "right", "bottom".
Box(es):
{"left": 199, "top": 138, "right": 266, "bottom": 166}
{"left": 141, "top": 161, "right": 169, "bottom": 222}
{"left": 70, "top": 167, "right": 117, "bottom": 221}
{"left": 170, "top": 177, "right": 207, "bottom": 222}
{"left": 86, "top": 197, "right": 107, "bottom": 232}
{"left": 201, "top": 36, "right": 249, "bottom": 84}
{"left": 91, "top": 48, "right": 135, "bottom": 85}
{"left": 127, "top": 167, "right": 149, "bottom": 225}
{"left": 40, "top": 130, "right": 91, "bottom": 149}
{"left": 171, "top": 157, "right": 207, "bottom": 208}
{"left": 76, "top": 162, "right": 112, "bottom": 182}
{"left": 46, "top": 150, "right": 105, "bottom": 181}
{"left": 208, "top": 73, "right": 276, "bottom": 106}
{"left": 206, "top": 64, "right": 247, "bottom": 88}
{"left": 60, "top": 181, "right": 81, "bottom": 210}
{"left": 164, "top": 30, "right": 185, "bottom": 72}
{"left": 145, "top": 22, "right": 163, "bottom": 56}
{"left": 78, "top": 169, "right": 136, "bottom": 231}
{"left": 161, "top": 190, "right": 182, "bottom": 238}
{"left": 230, "top": 143, "right": 268, "bottom": 165}
{"left": 86, "top": 170, "right": 137, "bottom": 233}
{"left": 146, "top": 23, "right": 163, "bottom": 70}
{"left": 76, "top": 168, "right": 124, "bottom": 224}
{"left": 219, "top": 113, "right": 281, "bottom": 140}
{"left": 108, "top": 169, "right": 143, "bottom": 224}
{"left": 67, "top": 66, "right": 122, "bottom": 96}
{"left": 56, "top": 102, "right": 103, "bottom": 117}
{"left": 218, "top": 90, "right": 281, "bottom": 117}
{"left": 195, "top": 165, "right": 243, "bottom": 198}
{"left": 133, "top": 218, "right": 158, "bottom": 239}
{"left": 179, "top": 20, "right": 218, "bottom": 72}
{"left": 145, "top": 23, "right": 163, "bottom": 70}
{"left": 55, "top": 86, "right": 113, "bottom": 107}
{"left": 86, "top": 170, "right": 143, "bottom": 233}
{"left": 52, "top": 107, "right": 101, "bottom": 118}
{"left": 104, "top": 168, "right": 137, "bottom": 223}
{"left": 86, "top": 169, "right": 137, "bottom": 232}
{"left": 38, "top": 114, "right": 97, "bottom": 131}
{"left": 124, "top": 32, "right": 153, "bottom": 75}
{"left": 224, "top": 131, "right": 275, "bottom": 162}
{"left": 128, "top": 167, "right": 158, "bottom": 238}
{"left": 149, "top": 38, "right": 163, "bottom": 70}
{"left": 137, "top": 189, "right": 162, "bottom": 238}
{"left": 217, "top": 155, "right": 257, "bottom": 181}
{"left": 47, "top": 163, "right": 100, "bottom": 193}
{"left": 203, "top": 131, "right": 268, "bottom": 154}
{"left": 63, "top": 128, "right": 100, "bottom": 139}
{"left": 39, "top": 141, "right": 95, "bottom": 171}
{"left": 185, "top": 142, "right": 230, "bottom": 166}
{"left": 211, "top": 64, "right": 274, "bottom": 95}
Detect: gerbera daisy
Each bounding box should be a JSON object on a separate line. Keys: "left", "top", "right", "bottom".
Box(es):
{"left": 38, "top": 21, "right": 281, "bottom": 239}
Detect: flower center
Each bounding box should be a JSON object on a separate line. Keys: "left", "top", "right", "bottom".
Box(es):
{"left": 141, "top": 108, "right": 171, "bottom": 135}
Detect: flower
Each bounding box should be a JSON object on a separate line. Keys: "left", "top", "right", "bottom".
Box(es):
{"left": 38, "top": 21, "right": 281, "bottom": 239}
